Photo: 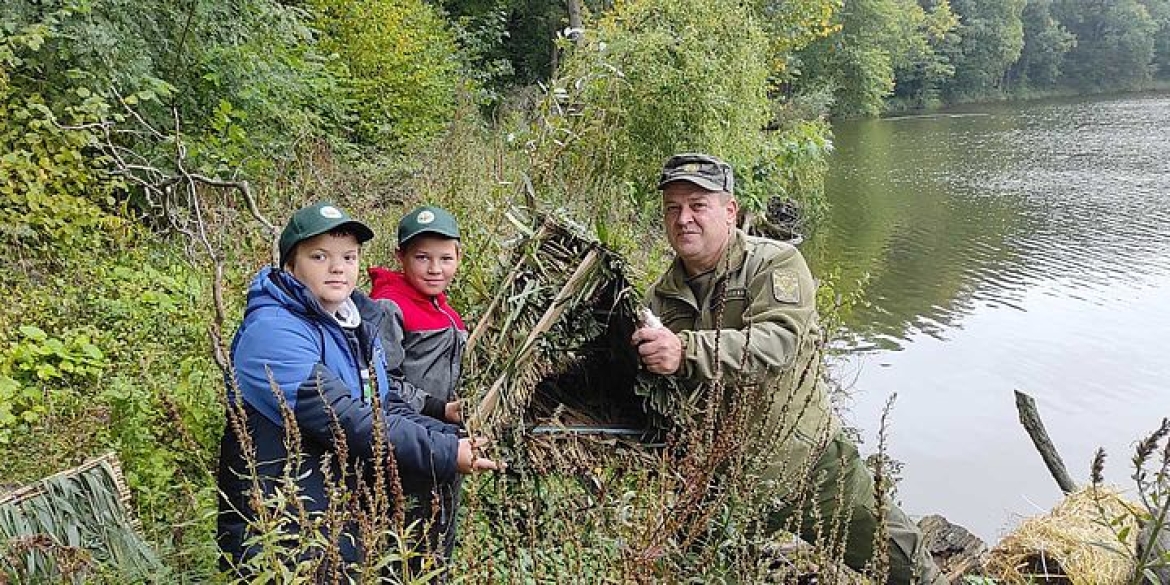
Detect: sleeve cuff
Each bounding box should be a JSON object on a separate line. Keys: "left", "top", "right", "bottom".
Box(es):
{"left": 422, "top": 395, "right": 447, "bottom": 420}
{"left": 676, "top": 331, "right": 692, "bottom": 378}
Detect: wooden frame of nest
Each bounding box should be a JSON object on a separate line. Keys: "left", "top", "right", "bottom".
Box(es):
{"left": 464, "top": 215, "right": 675, "bottom": 474}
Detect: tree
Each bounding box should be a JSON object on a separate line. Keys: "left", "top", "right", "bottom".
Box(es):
{"left": 516, "top": 0, "right": 832, "bottom": 217}
{"left": 1137, "top": 0, "right": 1170, "bottom": 78}
{"left": 796, "top": 0, "right": 940, "bottom": 116}
{"left": 1054, "top": 0, "right": 1158, "bottom": 89}
{"left": 944, "top": 0, "right": 1027, "bottom": 99}
{"left": 0, "top": 0, "right": 346, "bottom": 176}
{"left": 892, "top": 0, "right": 961, "bottom": 109}
{"left": 308, "top": 0, "right": 463, "bottom": 148}
{"left": 1005, "top": 0, "right": 1076, "bottom": 89}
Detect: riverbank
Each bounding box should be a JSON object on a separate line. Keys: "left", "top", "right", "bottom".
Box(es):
{"left": 877, "top": 81, "right": 1170, "bottom": 117}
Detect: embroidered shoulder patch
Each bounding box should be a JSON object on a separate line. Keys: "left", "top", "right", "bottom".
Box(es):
{"left": 772, "top": 270, "right": 801, "bottom": 304}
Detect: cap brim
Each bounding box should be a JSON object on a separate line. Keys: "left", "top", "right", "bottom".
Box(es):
{"left": 308, "top": 219, "right": 374, "bottom": 244}
{"left": 657, "top": 176, "right": 726, "bottom": 192}
{"left": 399, "top": 227, "right": 460, "bottom": 246}
{"left": 342, "top": 220, "right": 375, "bottom": 244}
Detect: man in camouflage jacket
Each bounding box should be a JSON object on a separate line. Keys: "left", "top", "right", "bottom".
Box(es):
{"left": 631, "top": 153, "right": 945, "bottom": 584}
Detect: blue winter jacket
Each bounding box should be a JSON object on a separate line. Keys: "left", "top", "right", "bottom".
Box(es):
{"left": 217, "top": 267, "right": 461, "bottom": 570}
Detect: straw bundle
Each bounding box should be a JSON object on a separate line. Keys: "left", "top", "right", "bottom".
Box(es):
{"left": 986, "top": 486, "right": 1142, "bottom": 584}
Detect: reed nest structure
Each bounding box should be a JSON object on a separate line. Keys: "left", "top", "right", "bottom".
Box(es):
{"left": 464, "top": 216, "right": 676, "bottom": 473}
{"left": 0, "top": 452, "right": 161, "bottom": 581}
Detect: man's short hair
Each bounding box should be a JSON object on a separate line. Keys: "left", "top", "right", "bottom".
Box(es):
{"left": 657, "top": 153, "right": 734, "bottom": 194}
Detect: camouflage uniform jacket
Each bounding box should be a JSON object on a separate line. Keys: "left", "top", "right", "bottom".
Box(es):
{"left": 647, "top": 229, "right": 840, "bottom": 485}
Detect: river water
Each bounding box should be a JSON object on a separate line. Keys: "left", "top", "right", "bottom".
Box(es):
{"left": 803, "top": 93, "right": 1170, "bottom": 541}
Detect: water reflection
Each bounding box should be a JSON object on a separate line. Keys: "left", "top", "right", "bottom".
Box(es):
{"left": 805, "top": 93, "right": 1170, "bottom": 540}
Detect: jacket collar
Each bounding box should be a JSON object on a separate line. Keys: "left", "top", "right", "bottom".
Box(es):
{"left": 658, "top": 229, "right": 749, "bottom": 298}
{"left": 368, "top": 266, "right": 450, "bottom": 306}
{"left": 251, "top": 266, "right": 382, "bottom": 330}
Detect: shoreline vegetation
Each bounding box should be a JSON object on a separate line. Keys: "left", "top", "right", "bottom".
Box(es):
{"left": 3, "top": 0, "right": 1169, "bottom": 581}
{"left": 881, "top": 82, "right": 1170, "bottom": 117}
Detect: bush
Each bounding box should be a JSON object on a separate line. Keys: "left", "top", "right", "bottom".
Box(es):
{"left": 0, "top": 16, "right": 121, "bottom": 254}
{"left": 515, "top": 0, "right": 829, "bottom": 221}
{"left": 308, "top": 0, "right": 464, "bottom": 149}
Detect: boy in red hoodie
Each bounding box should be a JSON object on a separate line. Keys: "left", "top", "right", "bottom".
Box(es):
{"left": 369, "top": 205, "right": 466, "bottom": 423}
{"left": 368, "top": 205, "right": 467, "bottom": 564}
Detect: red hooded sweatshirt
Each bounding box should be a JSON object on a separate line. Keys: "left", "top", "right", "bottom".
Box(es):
{"left": 368, "top": 267, "right": 466, "bottom": 420}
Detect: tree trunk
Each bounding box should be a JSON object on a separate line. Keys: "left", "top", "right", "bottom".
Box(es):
{"left": 566, "top": 0, "right": 583, "bottom": 36}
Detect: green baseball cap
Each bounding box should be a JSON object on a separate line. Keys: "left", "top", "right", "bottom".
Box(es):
{"left": 397, "top": 205, "right": 460, "bottom": 246}
{"left": 278, "top": 202, "right": 374, "bottom": 267}
{"left": 657, "top": 152, "right": 734, "bottom": 194}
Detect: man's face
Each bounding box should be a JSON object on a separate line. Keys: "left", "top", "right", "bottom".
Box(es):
{"left": 288, "top": 232, "right": 360, "bottom": 313}
{"left": 662, "top": 182, "right": 738, "bottom": 274}
{"left": 397, "top": 235, "right": 461, "bottom": 297}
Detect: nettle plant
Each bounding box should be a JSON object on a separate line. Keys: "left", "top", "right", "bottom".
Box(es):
{"left": 0, "top": 326, "right": 108, "bottom": 445}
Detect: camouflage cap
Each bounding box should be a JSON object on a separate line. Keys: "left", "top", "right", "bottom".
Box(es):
{"left": 278, "top": 202, "right": 374, "bottom": 267}
{"left": 657, "top": 152, "right": 734, "bottom": 194}
{"left": 397, "top": 205, "right": 460, "bottom": 247}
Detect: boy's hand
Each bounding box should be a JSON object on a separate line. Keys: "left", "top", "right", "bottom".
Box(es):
{"left": 457, "top": 437, "right": 504, "bottom": 474}
{"left": 444, "top": 400, "right": 463, "bottom": 423}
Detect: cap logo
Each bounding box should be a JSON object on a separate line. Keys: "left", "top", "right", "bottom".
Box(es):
{"left": 417, "top": 210, "right": 436, "bottom": 224}
{"left": 319, "top": 206, "right": 343, "bottom": 219}
{"left": 682, "top": 163, "right": 702, "bottom": 172}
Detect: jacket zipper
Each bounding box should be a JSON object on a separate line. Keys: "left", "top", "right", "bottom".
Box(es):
{"left": 432, "top": 296, "right": 461, "bottom": 401}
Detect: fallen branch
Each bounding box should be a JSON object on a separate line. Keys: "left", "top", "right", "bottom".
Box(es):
{"left": 1014, "top": 389, "right": 1076, "bottom": 494}
{"left": 81, "top": 96, "right": 279, "bottom": 375}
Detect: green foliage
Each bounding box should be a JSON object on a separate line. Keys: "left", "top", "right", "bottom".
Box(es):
{"left": 0, "top": 0, "right": 840, "bottom": 580}
{"left": 890, "top": 0, "right": 961, "bottom": 109}
{"left": 943, "top": 0, "right": 1027, "bottom": 98}
{"left": 0, "top": 12, "right": 123, "bottom": 253}
{"left": 752, "top": 0, "right": 843, "bottom": 79}
{"left": 173, "top": 0, "right": 344, "bottom": 175}
{"left": 1005, "top": 0, "right": 1076, "bottom": 89}
{"left": 802, "top": 0, "right": 1167, "bottom": 111}
{"left": 796, "top": 0, "right": 953, "bottom": 116}
{"left": 1144, "top": 0, "right": 1170, "bottom": 78}
{"left": 0, "top": 92, "right": 118, "bottom": 252}
{"left": 445, "top": 6, "right": 516, "bottom": 105}
{"left": 2, "top": 0, "right": 350, "bottom": 183}
{"left": 441, "top": 0, "right": 563, "bottom": 87}
{"left": 308, "top": 0, "right": 463, "bottom": 148}
{"left": 0, "top": 232, "right": 223, "bottom": 577}
{"left": 0, "top": 326, "right": 108, "bottom": 444}
{"left": 516, "top": 0, "right": 828, "bottom": 219}
{"left": 1054, "top": 0, "right": 1159, "bottom": 90}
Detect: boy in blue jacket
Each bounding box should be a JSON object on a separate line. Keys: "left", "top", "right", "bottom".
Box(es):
{"left": 216, "top": 202, "right": 499, "bottom": 576}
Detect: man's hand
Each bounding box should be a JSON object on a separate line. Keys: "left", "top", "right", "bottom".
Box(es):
{"left": 457, "top": 436, "right": 504, "bottom": 474}
{"left": 444, "top": 399, "right": 463, "bottom": 423}
{"left": 631, "top": 326, "right": 683, "bottom": 375}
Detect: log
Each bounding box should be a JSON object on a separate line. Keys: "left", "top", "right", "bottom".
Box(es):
{"left": 918, "top": 514, "right": 987, "bottom": 581}
{"left": 1014, "top": 389, "right": 1077, "bottom": 494}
